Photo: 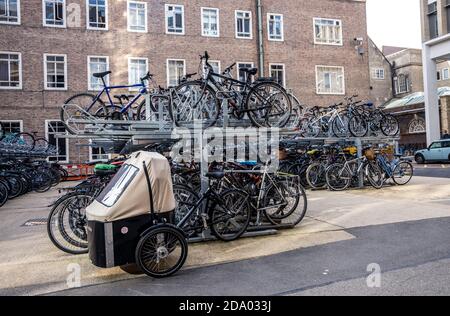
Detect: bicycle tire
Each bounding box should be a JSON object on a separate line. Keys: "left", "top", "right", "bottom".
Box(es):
{"left": 171, "top": 81, "right": 220, "bottom": 128}
{"left": 348, "top": 114, "right": 369, "bottom": 137}
{"left": 210, "top": 189, "right": 251, "bottom": 242}
{"left": 135, "top": 224, "right": 188, "bottom": 278}
{"left": 60, "top": 93, "right": 107, "bottom": 134}
{"left": 245, "top": 81, "right": 292, "bottom": 128}
{"left": 326, "top": 163, "right": 351, "bottom": 191}
{"left": 306, "top": 162, "right": 327, "bottom": 189}
{"left": 392, "top": 161, "right": 414, "bottom": 185}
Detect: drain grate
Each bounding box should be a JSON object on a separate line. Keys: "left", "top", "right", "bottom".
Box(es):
{"left": 22, "top": 218, "right": 48, "bottom": 227}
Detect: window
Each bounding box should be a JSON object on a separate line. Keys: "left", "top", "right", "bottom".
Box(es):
{"left": 268, "top": 13, "right": 283, "bottom": 41}
{"left": 167, "top": 59, "right": 185, "bottom": 87}
{"left": 443, "top": 68, "right": 449, "bottom": 80}
{"left": 408, "top": 118, "right": 426, "bottom": 134}
{"left": 372, "top": 68, "right": 385, "bottom": 80}
{"left": 437, "top": 71, "right": 441, "bottom": 81}
{"left": 127, "top": 0, "right": 147, "bottom": 32}
{"left": 0, "top": 0, "right": 20, "bottom": 24}
{"left": 394, "top": 74, "right": 410, "bottom": 95}
{"left": 315, "top": 66, "right": 345, "bottom": 95}
{"left": 0, "top": 120, "right": 22, "bottom": 134}
{"left": 43, "top": 0, "right": 66, "bottom": 27}
{"left": 0, "top": 52, "right": 21, "bottom": 89}
{"left": 235, "top": 10, "right": 252, "bottom": 39}
{"left": 314, "top": 18, "right": 343, "bottom": 45}
{"left": 88, "top": 56, "right": 109, "bottom": 91}
{"left": 90, "top": 144, "right": 110, "bottom": 161}
{"left": 44, "top": 54, "right": 67, "bottom": 90}
{"left": 430, "top": 141, "right": 443, "bottom": 149}
{"left": 87, "top": 0, "right": 107, "bottom": 30}
{"left": 128, "top": 57, "right": 148, "bottom": 90}
{"left": 166, "top": 4, "right": 184, "bottom": 35}
{"left": 202, "top": 7, "right": 219, "bottom": 37}
{"left": 237, "top": 62, "right": 254, "bottom": 82}
{"left": 270, "top": 64, "right": 286, "bottom": 87}
{"left": 46, "top": 121, "right": 69, "bottom": 163}
{"left": 209, "top": 60, "right": 221, "bottom": 74}
{"left": 428, "top": 1, "right": 438, "bottom": 39}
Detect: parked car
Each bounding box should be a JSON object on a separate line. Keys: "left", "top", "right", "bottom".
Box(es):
{"left": 414, "top": 139, "right": 450, "bottom": 164}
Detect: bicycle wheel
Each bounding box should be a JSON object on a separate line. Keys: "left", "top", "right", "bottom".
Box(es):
{"left": 137, "top": 95, "right": 171, "bottom": 122}
{"left": 210, "top": 189, "right": 251, "bottom": 242}
{"left": 264, "top": 177, "right": 307, "bottom": 226}
{"left": 13, "top": 132, "right": 36, "bottom": 150}
{"left": 173, "top": 184, "right": 201, "bottom": 236}
{"left": 33, "top": 169, "right": 53, "bottom": 193}
{"left": 47, "top": 193, "right": 91, "bottom": 254}
{"left": 300, "top": 118, "right": 320, "bottom": 138}
{"left": 365, "top": 161, "right": 384, "bottom": 189}
{"left": 60, "top": 93, "right": 107, "bottom": 134}
{"left": 331, "top": 113, "right": 350, "bottom": 138}
{"left": 306, "top": 162, "right": 327, "bottom": 189}
{"left": 392, "top": 161, "right": 414, "bottom": 185}
{"left": 245, "top": 81, "right": 292, "bottom": 128}
{"left": 326, "top": 163, "right": 351, "bottom": 191}
{"left": 34, "top": 138, "right": 49, "bottom": 153}
{"left": 380, "top": 114, "right": 399, "bottom": 136}
{"left": 0, "top": 182, "right": 8, "bottom": 207}
{"left": 5, "top": 174, "right": 23, "bottom": 199}
{"left": 348, "top": 115, "right": 368, "bottom": 137}
{"left": 171, "top": 81, "right": 220, "bottom": 128}
{"left": 135, "top": 225, "right": 188, "bottom": 278}
{"left": 288, "top": 163, "right": 309, "bottom": 188}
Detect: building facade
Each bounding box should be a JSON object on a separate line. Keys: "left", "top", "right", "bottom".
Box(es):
{"left": 368, "top": 38, "right": 393, "bottom": 106}
{"left": 420, "top": 0, "right": 450, "bottom": 144}
{"left": 0, "top": 0, "right": 370, "bottom": 163}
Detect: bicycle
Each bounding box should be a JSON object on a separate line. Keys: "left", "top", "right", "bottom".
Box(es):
{"left": 172, "top": 172, "right": 252, "bottom": 241}
{"left": 375, "top": 150, "right": 414, "bottom": 185}
{"left": 325, "top": 148, "right": 384, "bottom": 191}
{"left": 170, "top": 51, "right": 292, "bottom": 129}
{"left": 60, "top": 71, "right": 153, "bottom": 134}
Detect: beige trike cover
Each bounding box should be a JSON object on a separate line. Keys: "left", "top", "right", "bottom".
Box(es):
{"left": 86, "top": 151, "right": 176, "bottom": 223}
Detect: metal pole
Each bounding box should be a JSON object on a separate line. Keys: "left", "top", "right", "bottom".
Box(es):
{"left": 256, "top": 0, "right": 265, "bottom": 77}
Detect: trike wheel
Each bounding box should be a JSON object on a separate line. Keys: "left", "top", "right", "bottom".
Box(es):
{"left": 135, "top": 225, "right": 188, "bottom": 278}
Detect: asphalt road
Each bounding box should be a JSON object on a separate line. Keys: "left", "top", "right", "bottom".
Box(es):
{"left": 49, "top": 216, "right": 450, "bottom": 296}
{"left": 413, "top": 163, "right": 450, "bottom": 178}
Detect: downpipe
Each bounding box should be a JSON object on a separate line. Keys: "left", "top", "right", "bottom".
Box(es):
{"left": 256, "top": 0, "right": 264, "bottom": 77}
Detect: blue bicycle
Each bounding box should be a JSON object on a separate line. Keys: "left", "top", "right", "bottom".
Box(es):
{"left": 60, "top": 71, "right": 153, "bottom": 134}
{"left": 375, "top": 151, "right": 414, "bottom": 185}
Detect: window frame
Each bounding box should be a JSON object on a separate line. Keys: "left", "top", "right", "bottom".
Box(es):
{"left": 165, "top": 4, "right": 185, "bottom": 35}
{"left": 42, "top": 0, "right": 67, "bottom": 28}
{"left": 43, "top": 53, "right": 68, "bottom": 91}
{"left": 267, "top": 13, "right": 284, "bottom": 42}
{"left": 372, "top": 68, "right": 385, "bottom": 80}
{"left": 127, "top": 0, "right": 147, "bottom": 33}
{"left": 313, "top": 17, "right": 343, "bottom": 46}
{"left": 201, "top": 7, "right": 219, "bottom": 37}
{"left": 269, "top": 63, "right": 286, "bottom": 87}
{"left": 0, "top": 51, "right": 22, "bottom": 90}
{"left": 315, "top": 65, "right": 346, "bottom": 95}
{"left": 166, "top": 58, "right": 186, "bottom": 87}
{"left": 0, "top": 0, "right": 21, "bottom": 25}
{"left": 235, "top": 10, "right": 253, "bottom": 40}
{"left": 394, "top": 74, "right": 410, "bottom": 95}
{"left": 45, "top": 119, "right": 69, "bottom": 163}
{"left": 442, "top": 68, "right": 449, "bottom": 80}
{"left": 209, "top": 60, "right": 221, "bottom": 74}
{"left": 87, "top": 55, "right": 109, "bottom": 91}
{"left": 0, "top": 120, "right": 23, "bottom": 133}
{"left": 127, "top": 57, "right": 148, "bottom": 91}
{"left": 86, "top": 0, "right": 109, "bottom": 31}
{"left": 89, "top": 141, "right": 111, "bottom": 162}
{"left": 236, "top": 62, "right": 255, "bottom": 82}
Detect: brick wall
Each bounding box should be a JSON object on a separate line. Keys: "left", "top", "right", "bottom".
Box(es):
{"left": 0, "top": 0, "right": 370, "bottom": 163}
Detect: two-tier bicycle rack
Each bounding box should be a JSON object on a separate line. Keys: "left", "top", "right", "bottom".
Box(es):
{"left": 58, "top": 94, "right": 400, "bottom": 242}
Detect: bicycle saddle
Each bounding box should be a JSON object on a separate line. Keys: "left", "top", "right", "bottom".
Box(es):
{"left": 205, "top": 172, "right": 226, "bottom": 179}
{"left": 241, "top": 68, "right": 258, "bottom": 76}
{"left": 93, "top": 71, "right": 112, "bottom": 78}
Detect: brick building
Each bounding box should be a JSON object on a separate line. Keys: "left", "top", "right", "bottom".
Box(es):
{"left": 0, "top": 0, "right": 371, "bottom": 163}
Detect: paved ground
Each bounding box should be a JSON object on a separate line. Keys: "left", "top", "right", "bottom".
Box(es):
{"left": 0, "top": 173, "right": 449, "bottom": 296}
{"left": 413, "top": 163, "right": 450, "bottom": 178}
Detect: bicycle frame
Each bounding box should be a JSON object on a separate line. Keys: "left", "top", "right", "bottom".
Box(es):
{"left": 86, "top": 83, "right": 148, "bottom": 115}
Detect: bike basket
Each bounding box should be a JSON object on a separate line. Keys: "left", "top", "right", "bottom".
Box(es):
{"left": 364, "top": 148, "right": 376, "bottom": 161}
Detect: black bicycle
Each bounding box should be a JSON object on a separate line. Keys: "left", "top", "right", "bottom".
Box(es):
{"left": 170, "top": 52, "right": 292, "bottom": 128}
